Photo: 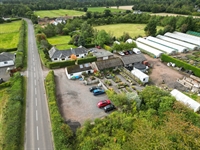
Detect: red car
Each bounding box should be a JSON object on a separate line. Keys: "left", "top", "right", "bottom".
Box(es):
{"left": 97, "top": 100, "right": 111, "bottom": 108}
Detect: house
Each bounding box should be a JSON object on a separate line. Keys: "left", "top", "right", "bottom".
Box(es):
{"left": 51, "top": 17, "right": 66, "bottom": 25}
{"left": 92, "top": 57, "right": 123, "bottom": 71}
{"left": 48, "top": 46, "right": 88, "bottom": 62}
{"left": 0, "top": 52, "right": 15, "bottom": 68}
{"left": 65, "top": 63, "right": 94, "bottom": 79}
{"left": 126, "top": 39, "right": 134, "bottom": 43}
{"left": 120, "top": 53, "right": 146, "bottom": 67}
{"left": 91, "top": 49, "right": 114, "bottom": 61}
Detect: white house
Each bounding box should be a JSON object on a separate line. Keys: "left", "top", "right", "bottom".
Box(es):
{"left": 0, "top": 52, "right": 15, "bottom": 68}
{"left": 170, "top": 89, "right": 200, "bottom": 112}
{"left": 131, "top": 68, "right": 149, "bottom": 84}
{"left": 48, "top": 46, "right": 88, "bottom": 62}
{"left": 65, "top": 63, "right": 94, "bottom": 79}
{"left": 126, "top": 39, "right": 134, "bottom": 44}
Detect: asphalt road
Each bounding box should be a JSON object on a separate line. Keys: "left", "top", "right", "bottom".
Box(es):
{"left": 24, "top": 19, "right": 54, "bottom": 150}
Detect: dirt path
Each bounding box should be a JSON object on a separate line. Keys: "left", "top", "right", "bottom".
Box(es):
{"left": 144, "top": 54, "right": 185, "bottom": 90}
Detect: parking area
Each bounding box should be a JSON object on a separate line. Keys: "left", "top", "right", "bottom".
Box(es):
{"left": 0, "top": 66, "right": 13, "bottom": 81}
{"left": 54, "top": 68, "right": 109, "bottom": 126}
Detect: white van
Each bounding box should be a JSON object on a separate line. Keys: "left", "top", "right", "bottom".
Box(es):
{"left": 133, "top": 48, "right": 141, "bottom": 54}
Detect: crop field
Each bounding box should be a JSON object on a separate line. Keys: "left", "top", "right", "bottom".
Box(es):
{"left": 34, "top": 9, "right": 85, "bottom": 18}
{"left": 47, "top": 35, "right": 76, "bottom": 50}
{"left": 0, "top": 21, "right": 21, "bottom": 49}
{"left": 94, "top": 24, "right": 163, "bottom": 38}
{"left": 87, "top": 7, "right": 126, "bottom": 13}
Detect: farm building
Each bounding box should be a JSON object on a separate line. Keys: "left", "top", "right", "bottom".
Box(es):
{"left": 146, "top": 36, "right": 188, "bottom": 53}
{"left": 170, "top": 89, "right": 200, "bottom": 113}
{"left": 120, "top": 53, "right": 146, "bottom": 67}
{"left": 65, "top": 63, "right": 94, "bottom": 79}
{"left": 136, "top": 38, "right": 176, "bottom": 55}
{"left": 157, "top": 35, "right": 198, "bottom": 51}
{"left": 164, "top": 32, "right": 200, "bottom": 47}
{"left": 131, "top": 68, "right": 149, "bottom": 84}
{"left": 0, "top": 52, "right": 15, "bottom": 68}
{"left": 174, "top": 31, "right": 200, "bottom": 42}
{"left": 136, "top": 41, "right": 163, "bottom": 58}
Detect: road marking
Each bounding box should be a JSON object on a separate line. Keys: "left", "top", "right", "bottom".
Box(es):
{"left": 36, "top": 110, "right": 38, "bottom": 121}
{"left": 34, "top": 79, "right": 36, "bottom": 86}
{"left": 35, "top": 98, "right": 37, "bottom": 106}
{"left": 34, "top": 73, "right": 36, "bottom": 78}
{"left": 34, "top": 88, "right": 36, "bottom": 94}
{"left": 37, "top": 126, "right": 39, "bottom": 140}
{"left": 33, "top": 67, "right": 35, "bottom": 72}
{"left": 38, "top": 148, "right": 40, "bottom": 150}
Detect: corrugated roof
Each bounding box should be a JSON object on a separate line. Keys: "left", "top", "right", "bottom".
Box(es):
{"left": 67, "top": 63, "right": 92, "bottom": 74}
{"left": 120, "top": 54, "right": 146, "bottom": 65}
{"left": 95, "top": 57, "right": 123, "bottom": 70}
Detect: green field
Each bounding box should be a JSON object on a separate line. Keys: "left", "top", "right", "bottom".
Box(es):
{"left": 94, "top": 24, "right": 164, "bottom": 38}
{"left": 87, "top": 7, "right": 126, "bottom": 13}
{"left": 47, "top": 35, "right": 76, "bottom": 50}
{"left": 0, "top": 21, "right": 21, "bottom": 49}
{"left": 34, "top": 9, "right": 85, "bottom": 18}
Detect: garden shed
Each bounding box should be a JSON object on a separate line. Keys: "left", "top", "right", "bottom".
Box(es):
{"left": 170, "top": 89, "right": 200, "bottom": 113}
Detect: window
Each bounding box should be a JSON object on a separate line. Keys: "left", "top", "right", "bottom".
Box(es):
{"left": 76, "top": 55, "right": 79, "bottom": 57}
{"left": 79, "top": 65, "right": 83, "bottom": 68}
{"left": 68, "top": 56, "right": 71, "bottom": 58}
{"left": 54, "top": 58, "right": 57, "bottom": 60}
{"left": 4, "top": 62, "right": 8, "bottom": 64}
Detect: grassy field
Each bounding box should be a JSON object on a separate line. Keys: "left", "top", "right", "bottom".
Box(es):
{"left": 0, "top": 21, "right": 21, "bottom": 49}
{"left": 87, "top": 7, "right": 126, "bottom": 13}
{"left": 0, "top": 89, "right": 8, "bottom": 149}
{"left": 34, "top": 9, "right": 85, "bottom": 18}
{"left": 47, "top": 35, "right": 76, "bottom": 50}
{"left": 94, "top": 24, "right": 164, "bottom": 38}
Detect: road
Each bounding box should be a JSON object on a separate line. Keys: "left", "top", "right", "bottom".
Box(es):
{"left": 24, "top": 19, "right": 54, "bottom": 150}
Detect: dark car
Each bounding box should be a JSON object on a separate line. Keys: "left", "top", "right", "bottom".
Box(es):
{"left": 89, "top": 86, "right": 101, "bottom": 92}
{"left": 123, "top": 51, "right": 129, "bottom": 55}
{"left": 104, "top": 104, "right": 116, "bottom": 112}
{"left": 0, "top": 78, "right": 4, "bottom": 84}
{"left": 97, "top": 100, "right": 111, "bottom": 108}
{"left": 93, "top": 89, "right": 105, "bottom": 96}
{"left": 127, "top": 50, "right": 133, "bottom": 55}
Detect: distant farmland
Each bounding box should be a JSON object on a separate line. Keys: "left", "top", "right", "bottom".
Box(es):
{"left": 94, "top": 24, "right": 163, "bottom": 38}
{"left": 34, "top": 9, "right": 85, "bottom": 18}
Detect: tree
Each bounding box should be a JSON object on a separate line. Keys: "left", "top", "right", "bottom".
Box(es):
{"left": 94, "top": 30, "right": 111, "bottom": 47}
{"left": 83, "top": 7, "right": 88, "bottom": 12}
{"left": 144, "top": 18, "right": 157, "bottom": 36}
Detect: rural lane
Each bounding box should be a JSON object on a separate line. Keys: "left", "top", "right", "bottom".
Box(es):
{"left": 24, "top": 18, "right": 54, "bottom": 150}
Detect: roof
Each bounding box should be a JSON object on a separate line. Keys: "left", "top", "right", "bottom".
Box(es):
{"left": 95, "top": 57, "right": 123, "bottom": 70}
{"left": 67, "top": 63, "right": 92, "bottom": 74}
{"left": 120, "top": 54, "right": 146, "bottom": 65}
{"left": 134, "top": 63, "right": 146, "bottom": 70}
{"left": 48, "top": 46, "right": 87, "bottom": 59}
{"left": 92, "top": 50, "right": 113, "bottom": 58}
{"left": 0, "top": 52, "right": 15, "bottom": 62}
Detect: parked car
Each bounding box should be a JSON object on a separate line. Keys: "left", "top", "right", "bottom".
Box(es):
{"left": 123, "top": 51, "right": 129, "bottom": 55}
{"left": 127, "top": 50, "right": 133, "bottom": 55}
{"left": 104, "top": 104, "right": 116, "bottom": 112}
{"left": 89, "top": 86, "right": 101, "bottom": 92}
{"left": 93, "top": 89, "right": 105, "bottom": 96}
{"left": 118, "top": 51, "right": 125, "bottom": 56}
{"left": 97, "top": 100, "right": 111, "bottom": 108}
{"left": 0, "top": 78, "right": 4, "bottom": 84}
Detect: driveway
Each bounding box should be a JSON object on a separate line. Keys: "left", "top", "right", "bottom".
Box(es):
{"left": 54, "top": 68, "right": 108, "bottom": 126}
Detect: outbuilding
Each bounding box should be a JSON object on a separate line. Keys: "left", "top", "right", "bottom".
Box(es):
{"left": 170, "top": 89, "right": 200, "bottom": 112}
{"left": 131, "top": 68, "right": 149, "bottom": 84}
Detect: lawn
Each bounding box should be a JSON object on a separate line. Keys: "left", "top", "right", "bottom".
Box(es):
{"left": 34, "top": 9, "right": 85, "bottom": 18}
{"left": 87, "top": 7, "right": 126, "bottom": 13}
{"left": 0, "top": 32, "right": 19, "bottom": 49}
{"left": 94, "top": 24, "right": 164, "bottom": 38}
{"left": 0, "top": 21, "right": 21, "bottom": 34}
{"left": 47, "top": 35, "right": 76, "bottom": 50}
{"left": 0, "top": 89, "right": 8, "bottom": 148}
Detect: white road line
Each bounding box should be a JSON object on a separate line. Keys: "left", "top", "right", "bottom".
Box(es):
{"left": 33, "top": 67, "right": 35, "bottom": 72}
{"left": 38, "top": 148, "right": 40, "bottom": 150}
{"left": 37, "top": 126, "right": 39, "bottom": 140}
{"left": 36, "top": 110, "right": 38, "bottom": 121}
{"left": 35, "top": 98, "right": 37, "bottom": 106}
{"left": 35, "top": 88, "right": 37, "bottom": 95}
{"left": 34, "top": 73, "right": 36, "bottom": 78}
{"left": 34, "top": 79, "right": 36, "bottom": 86}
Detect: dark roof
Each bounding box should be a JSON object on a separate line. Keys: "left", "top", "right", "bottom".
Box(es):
{"left": 67, "top": 63, "right": 92, "bottom": 74}
{"left": 95, "top": 57, "right": 123, "bottom": 70}
{"left": 48, "top": 46, "right": 87, "bottom": 59}
{"left": 120, "top": 54, "right": 146, "bottom": 65}
{"left": 134, "top": 63, "right": 146, "bottom": 70}
{"left": 0, "top": 52, "right": 15, "bottom": 62}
